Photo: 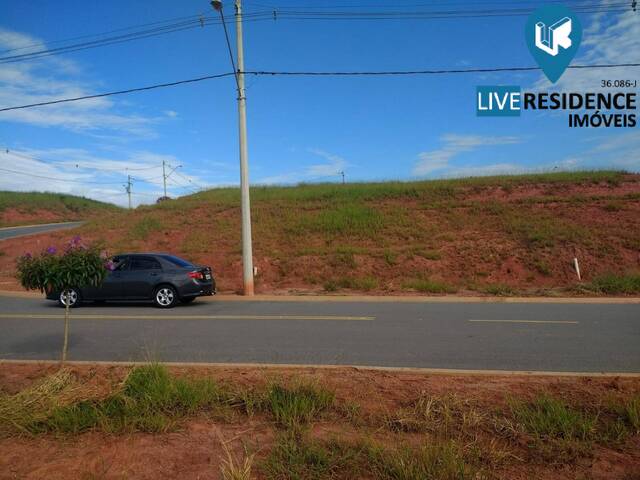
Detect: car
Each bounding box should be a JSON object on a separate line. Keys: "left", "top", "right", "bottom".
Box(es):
{"left": 46, "top": 253, "right": 216, "bottom": 308}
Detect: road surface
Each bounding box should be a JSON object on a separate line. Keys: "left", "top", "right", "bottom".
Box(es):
{"left": 0, "top": 222, "right": 84, "bottom": 241}
{"left": 0, "top": 295, "right": 638, "bottom": 373}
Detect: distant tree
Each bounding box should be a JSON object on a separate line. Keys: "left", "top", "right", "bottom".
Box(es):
{"left": 16, "top": 237, "right": 109, "bottom": 362}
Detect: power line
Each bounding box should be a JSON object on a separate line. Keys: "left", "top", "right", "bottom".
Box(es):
{"left": 1, "top": 2, "right": 628, "bottom": 63}
{"left": 2, "top": 148, "right": 161, "bottom": 172}
{"left": 0, "top": 13, "right": 273, "bottom": 64}
{"left": 0, "top": 13, "right": 205, "bottom": 54}
{"left": 0, "top": 166, "right": 125, "bottom": 185}
{"left": 0, "top": 72, "right": 235, "bottom": 112}
{"left": 2, "top": 63, "right": 639, "bottom": 112}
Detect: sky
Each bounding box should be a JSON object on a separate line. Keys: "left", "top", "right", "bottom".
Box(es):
{"left": 0, "top": 0, "right": 638, "bottom": 207}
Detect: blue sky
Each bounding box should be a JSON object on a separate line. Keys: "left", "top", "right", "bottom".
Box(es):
{"left": 0, "top": 0, "right": 638, "bottom": 206}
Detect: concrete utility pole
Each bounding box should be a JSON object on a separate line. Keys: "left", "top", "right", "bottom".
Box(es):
{"left": 235, "top": 0, "right": 255, "bottom": 295}
{"left": 162, "top": 160, "right": 167, "bottom": 197}
{"left": 339, "top": 171, "right": 345, "bottom": 184}
{"left": 161, "top": 161, "right": 182, "bottom": 199}
{"left": 124, "top": 175, "right": 132, "bottom": 209}
{"left": 211, "top": 0, "right": 254, "bottom": 295}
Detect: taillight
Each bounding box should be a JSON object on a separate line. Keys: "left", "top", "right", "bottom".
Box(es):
{"left": 188, "top": 271, "right": 203, "bottom": 280}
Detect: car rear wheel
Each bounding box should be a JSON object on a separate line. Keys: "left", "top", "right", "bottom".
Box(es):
{"left": 58, "top": 288, "right": 81, "bottom": 308}
{"left": 154, "top": 285, "right": 178, "bottom": 308}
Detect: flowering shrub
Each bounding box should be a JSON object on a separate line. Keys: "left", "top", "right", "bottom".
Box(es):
{"left": 17, "top": 237, "right": 108, "bottom": 294}
{"left": 16, "top": 237, "right": 109, "bottom": 362}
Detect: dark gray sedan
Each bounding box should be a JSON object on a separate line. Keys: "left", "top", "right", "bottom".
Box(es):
{"left": 47, "top": 253, "right": 215, "bottom": 308}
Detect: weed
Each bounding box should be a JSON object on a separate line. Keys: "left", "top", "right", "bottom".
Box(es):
{"left": 386, "top": 394, "right": 484, "bottom": 436}
{"left": 17, "top": 365, "right": 230, "bottom": 434}
{"left": 402, "top": 277, "right": 456, "bottom": 294}
{"left": 329, "top": 251, "right": 357, "bottom": 269}
{"left": 262, "top": 434, "right": 474, "bottom": 480}
{"left": 219, "top": 434, "right": 255, "bottom": 480}
{"left": 533, "top": 260, "right": 552, "bottom": 276}
{"left": 323, "top": 280, "right": 338, "bottom": 292}
{"left": 608, "top": 396, "right": 640, "bottom": 434}
{"left": 296, "top": 204, "right": 383, "bottom": 238}
{"left": 584, "top": 273, "right": 640, "bottom": 294}
{"left": 383, "top": 249, "right": 398, "bottom": 266}
{"left": 508, "top": 395, "right": 597, "bottom": 461}
{"left": 130, "top": 217, "right": 163, "bottom": 240}
{"left": 482, "top": 284, "right": 515, "bottom": 296}
{"left": 263, "top": 382, "right": 334, "bottom": 429}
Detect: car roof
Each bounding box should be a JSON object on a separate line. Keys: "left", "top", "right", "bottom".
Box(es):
{"left": 116, "top": 253, "right": 170, "bottom": 257}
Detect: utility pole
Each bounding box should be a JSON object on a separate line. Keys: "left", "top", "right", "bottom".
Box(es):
{"left": 211, "top": 0, "right": 254, "bottom": 295}
{"left": 339, "top": 171, "right": 345, "bottom": 184}
{"left": 124, "top": 175, "right": 132, "bottom": 209}
{"left": 162, "top": 160, "right": 167, "bottom": 197}
{"left": 161, "top": 161, "right": 182, "bottom": 199}
{"left": 235, "top": 0, "right": 254, "bottom": 295}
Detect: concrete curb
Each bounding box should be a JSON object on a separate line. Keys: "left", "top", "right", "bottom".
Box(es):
{"left": 0, "top": 290, "right": 639, "bottom": 304}
{"left": 1, "top": 359, "right": 639, "bottom": 377}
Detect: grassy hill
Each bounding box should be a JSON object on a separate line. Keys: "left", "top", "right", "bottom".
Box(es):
{"left": 0, "top": 191, "right": 119, "bottom": 227}
{"left": 1, "top": 171, "right": 639, "bottom": 295}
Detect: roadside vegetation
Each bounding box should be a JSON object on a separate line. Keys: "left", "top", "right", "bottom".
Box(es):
{"left": 1, "top": 171, "right": 639, "bottom": 296}
{"left": 1, "top": 364, "right": 639, "bottom": 478}
{"left": 0, "top": 191, "right": 118, "bottom": 227}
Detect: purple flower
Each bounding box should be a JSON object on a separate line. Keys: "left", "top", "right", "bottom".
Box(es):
{"left": 104, "top": 260, "right": 116, "bottom": 271}
{"left": 24, "top": 252, "right": 32, "bottom": 259}
{"left": 46, "top": 246, "right": 57, "bottom": 255}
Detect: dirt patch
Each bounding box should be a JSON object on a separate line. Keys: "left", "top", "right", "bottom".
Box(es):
{"left": 1, "top": 363, "right": 639, "bottom": 479}
{"left": 1, "top": 175, "right": 639, "bottom": 296}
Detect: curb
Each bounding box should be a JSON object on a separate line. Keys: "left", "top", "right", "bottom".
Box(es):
{"left": 0, "top": 290, "right": 639, "bottom": 304}
{"left": 1, "top": 359, "right": 639, "bottom": 377}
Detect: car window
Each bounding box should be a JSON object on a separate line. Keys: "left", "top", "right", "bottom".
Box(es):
{"left": 161, "top": 255, "right": 194, "bottom": 268}
{"left": 113, "top": 257, "right": 129, "bottom": 271}
{"left": 130, "top": 257, "right": 162, "bottom": 271}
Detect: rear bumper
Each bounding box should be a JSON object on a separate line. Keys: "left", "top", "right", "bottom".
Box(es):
{"left": 179, "top": 278, "right": 216, "bottom": 298}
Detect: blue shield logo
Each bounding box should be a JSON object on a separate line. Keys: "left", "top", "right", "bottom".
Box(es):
{"left": 525, "top": 4, "right": 582, "bottom": 83}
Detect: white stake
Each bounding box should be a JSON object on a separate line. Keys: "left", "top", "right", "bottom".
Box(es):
{"left": 573, "top": 258, "right": 581, "bottom": 281}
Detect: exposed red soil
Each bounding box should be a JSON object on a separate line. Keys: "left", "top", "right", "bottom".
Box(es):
{"left": 0, "top": 208, "right": 64, "bottom": 227}
{"left": 0, "top": 363, "right": 639, "bottom": 479}
{"left": 0, "top": 177, "right": 639, "bottom": 295}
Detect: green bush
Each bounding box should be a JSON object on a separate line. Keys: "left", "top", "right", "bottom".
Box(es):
{"left": 586, "top": 273, "right": 640, "bottom": 294}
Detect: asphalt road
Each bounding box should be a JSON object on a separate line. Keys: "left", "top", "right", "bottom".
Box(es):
{"left": 0, "top": 222, "right": 84, "bottom": 241}
{"left": 0, "top": 295, "right": 638, "bottom": 372}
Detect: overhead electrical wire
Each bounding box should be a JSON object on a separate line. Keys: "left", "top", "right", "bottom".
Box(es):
{"left": 0, "top": 13, "right": 206, "bottom": 54}
{"left": 0, "top": 2, "right": 629, "bottom": 64}
{"left": 1, "top": 63, "right": 639, "bottom": 112}
{"left": 0, "top": 166, "right": 127, "bottom": 185}
{"left": 0, "top": 13, "right": 273, "bottom": 64}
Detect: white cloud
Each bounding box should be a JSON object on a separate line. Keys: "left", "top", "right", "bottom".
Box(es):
{"left": 258, "top": 148, "right": 347, "bottom": 185}
{"left": 558, "top": 130, "right": 640, "bottom": 172}
{"left": 412, "top": 134, "right": 522, "bottom": 176}
{"left": 164, "top": 110, "right": 178, "bottom": 118}
{"left": 0, "top": 28, "right": 157, "bottom": 137}
{"left": 0, "top": 147, "right": 213, "bottom": 207}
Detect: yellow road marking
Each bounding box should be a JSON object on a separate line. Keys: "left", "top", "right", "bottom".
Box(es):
{"left": 469, "top": 319, "right": 578, "bottom": 325}
{"left": 0, "top": 313, "right": 374, "bottom": 321}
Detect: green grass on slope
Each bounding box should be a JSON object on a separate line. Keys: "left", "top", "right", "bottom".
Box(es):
{"left": 148, "top": 170, "right": 629, "bottom": 209}
{"left": 0, "top": 191, "right": 118, "bottom": 214}
{"left": 0, "top": 191, "right": 119, "bottom": 227}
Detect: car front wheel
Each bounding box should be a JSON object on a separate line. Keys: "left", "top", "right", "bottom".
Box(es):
{"left": 58, "top": 288, "right": 81, "bottom": 308}
{"left": 154, "top": 285, "right": 178, "bottom": 308}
